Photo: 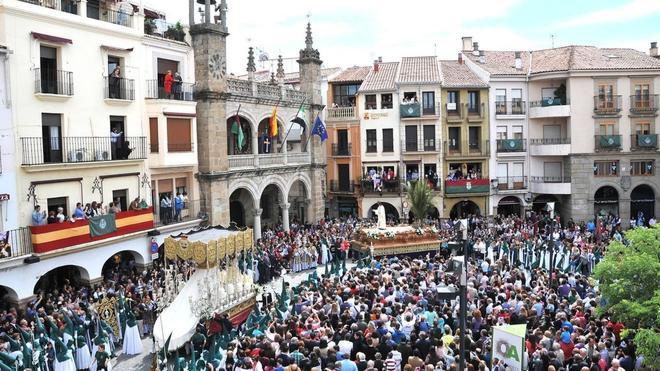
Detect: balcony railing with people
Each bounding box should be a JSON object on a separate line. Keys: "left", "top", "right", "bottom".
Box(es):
{"left": 104, "top": 76, "right": 135, "bottom": 100}
{"left": 34, "top": 68, "right": 74, "bottom": 96}
{"left": 331, "top": 143, "right": 352, "bottom": 156}
{"left": 496, "top": 139, "right": 526, "bottom": 153}
{"left": 496, "top": 176, "right": 528, "bottom": 191}
{"left": 0, "top": 227, "right": 34, "bottom": 261}
{"left": 631, "top": 134, "right": 658, "bottom": 151}
{"left": 594, "top": 135, "right": 622, "bottom": 152}
{"left": 21, "top": 136, "right": 147, "bottom": 165}
{"left": 329, "top": 180, "right": 355, "bottom": 193}
{"left": 327, "top": 106, "right": 357, "bottom": 121}
{"left": 360, "top": 177, "right": 400, "bottom": 194}
{"left": 444, "top": 140, "right": 490, "bottom": 157}
{"left": 18, "top": 0, "right": 78, "bottom": 15}
{"left": 593, "top": 95, "right": 622, "bottom": 115}
{"left": 629, "top": 94, "right": 659, "bottom": 114}
{"left": 154, "top": 199, "right": 201, "bottom": 228}
{"left": 145, "top": 79, "right": 195, "bottom": 101}
{"left": 495, "top": 100, "right": 526, "bottom": 115}
{"left": 87, "top": 4, "right": 134, "bottom": 27}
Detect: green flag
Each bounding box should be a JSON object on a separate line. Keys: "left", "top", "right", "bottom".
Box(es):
{"left": 89, "top": 214, "right": 117, "bottom": 237}
{"left": 231, "top": 115, "right": 245, "bottom": 150}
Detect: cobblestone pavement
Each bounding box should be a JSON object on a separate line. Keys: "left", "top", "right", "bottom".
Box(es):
{"left": 114, "top": 262, "right": 352, "bottom": 370}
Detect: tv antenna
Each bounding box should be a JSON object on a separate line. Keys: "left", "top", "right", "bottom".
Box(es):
{"left": 551, "top": 33, "right": 556, "bottom": 48}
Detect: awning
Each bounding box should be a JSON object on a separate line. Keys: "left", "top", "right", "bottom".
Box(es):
{"left": 101, "top": 45, "right": 134, "bottom": 52}
{"left": 31, "top": 32, "right": 72, "bottom": 44}
{"left": 163, "top": 111, "right": 196, "bottom": 118}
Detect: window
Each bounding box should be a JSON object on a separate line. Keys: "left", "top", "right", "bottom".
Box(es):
{"left": 365, "top": 94, "right": 377, "bottom": 110}
{"left": 599, "top": 122, "right": 616, "bottom": 135}
{"left": 39, "top": 46, "right": 59, "bottom": 94}
{"left": 42, "top": 113, "right": 63, "bottom": 163}
{"left": 403, "top": 92, "right": 418, "bottom": 102}
{"left": 635, "top": 122, "right": 651, "bottom": 135}
{"left": 543, "top": 162, "right": 562, "bottom": 180}
{"left": 448, "top": 127, "right": 460, "bottom": 151}
{"left": 597, "top": 83, "right": 615, "bottom": 109}
{"left": 405, "top": 126, "right": 418, "bottom": 151}
{"left": 167, "top": 118, "right": 192, "bottom": 152}
{"left": 422, "top": 91, "right": 435, "bottom": 115}
{"left": 382, "top": 129, "right": 393, "bottom": 152}
{"left": 47, "top": 197, "right": 68, "bottom": 219}
{"left": 447, "top": 91, "right": 459, "bottom": 112}
{"left": 495, "top": 89, "right": 506, "bottom": 114}
{"left": 381, "top": 93, "right": 393, "bottom": 109}
{"left": 633, "top": 83, "right": 650, "bottom": 108}
{"left": 332, "top": 84, "right": 360, "bottom": 107}
{"left": 512, "top": 126, "right": 523, "bottom": 139}
{"left": 423, "top": 125, "right": 435, "bottom": 151}
{"left": 468, "top": 126, "right": 480, "bottom": 150}
{"left": 630, "top": 160, "right": 655, "bottom": 176}
{"left": 496, "top": 126, "right": 507, "bottom": 140}
{"left": 149, "top": 117, "right": 159, "bottom": 153}
{"left": 593, "top": 160, "right": 619, "bottom": 176}
{"left": 467, "top": 91, "right": 480, "bottom": 113}
{"left": 175, "top": 177, "right": 188, "bottom": 196}
{"left": 511, "top": 89, "right": 523, "bottom": 114}
{"left": 366, "top": 129, "right": 377, "bottom": 152}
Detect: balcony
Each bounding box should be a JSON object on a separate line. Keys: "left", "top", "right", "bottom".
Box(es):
{"left": 331, "top": 143, "right": 352, "bottom": 157}
{"left": 400, "top": 102, "right": 421, "bottom": 118}
{"left": 329, "top": 180, "right": 355, "bottom": 193}
{"left": 530, "top": 176, "right": 571, "bottom": 194}
{"left": 228, "top": 152, "right": 311, "bottom": 170}
{"left": 360, "top": 178, "right": 400, "bottom": 194}
{"left": 528, "top": 99, "right": 570, "bottom": 118}
{"left": 226, "top": 78, "right": 308, "bottom": 105}
{"left": 495, "top": 100, "right": 526, "bottom": 117}
{"left": 327, "top": 106, "right": 357, "bottom": 121}
{"left": 34, "top": 69, "right": 73, "bottom": 97}
{"left": 529, "top": 138, "right": 571, "bottom": 156}
{"left": 631, "top": 134, "right": 658, "bottom": 151}
{"left": 18, "top": 0, "right": 78, "bottom": 15}
{"left": 466, "top": 102, "right": 486, "bottom": 122}
{"left": 445, "top": 178, "right": 489, "bottom": 195}
{"left": 402, "top": 140, "right": 440, "bottom": 153}
{"left": 445, "top": 103, "right": 464, "bottom": 122}
{"left": 145, "top": 79, "right": 195, "bottom": 102}
{"left": 0, "top": 227, "right": 33, "bottom": 263}
{"left": 87, "top": 5, "right": 134, "bottom": 28}
{"left": 593, "top": 95, "right": 622, "bottom": 116}
{"left": 153, "top": 200, "right": 201, "bottom": 228}
{"left": 444, "top": 140, "right": 489, "bottom": 157}
{"left": 104, "top": 76, "right": 135, "bottom": 101}
{"left": 496, "top": 176, "right": 528, "bottom": 191}
{"left": 629, "top": 95, "right": 659, "bottom": 115}
{"left": 595, "top": 135, "right": 622, "bottom": 152}
{"left": 21, "top": 136, "right": 147, "bottom": 166}
{"left": 30, "top": 208, "right": 153, "bottom": 254}
{"left": 144, "top": 19, "right": 186, "bottom": 42}
{"left": 496, "top": 139, "right": 526, "bottom": 153}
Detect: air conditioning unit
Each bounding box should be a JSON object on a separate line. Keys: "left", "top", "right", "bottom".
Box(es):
{"left": 447, "top": 103, "right": 457, "bottom": 110}
{"left": 96, "top": 150, "right": 111, "bottom": 161}
{"left": 68, "top": 149, "right": 85, "bottom": 162}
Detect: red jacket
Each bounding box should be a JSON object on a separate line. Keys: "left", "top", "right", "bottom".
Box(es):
{"left": 164, "top": 74, "right": 173, "bottom": 93}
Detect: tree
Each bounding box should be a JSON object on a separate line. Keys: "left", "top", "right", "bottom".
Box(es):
{"left": 406, "top": 180, "right": 434, "bottom": 227}
{"left": 593, "top": 226, "right": 660, "bottom": 369}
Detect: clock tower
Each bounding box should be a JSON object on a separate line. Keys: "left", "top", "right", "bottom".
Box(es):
{"left": 189, "top": 0, "right": 230, "bottom": 224}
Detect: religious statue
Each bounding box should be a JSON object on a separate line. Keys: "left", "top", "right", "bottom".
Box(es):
{"left": 376, "top": 203, "right": 387, "bottom": 230}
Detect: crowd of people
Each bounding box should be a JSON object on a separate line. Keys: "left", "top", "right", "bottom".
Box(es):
{"left": 0, "top": 210, "right": 652, "bottom": 371}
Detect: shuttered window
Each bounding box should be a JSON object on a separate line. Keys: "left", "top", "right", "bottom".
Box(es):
{"left": 167, "top": 118, "right": 192, "bottom": 152}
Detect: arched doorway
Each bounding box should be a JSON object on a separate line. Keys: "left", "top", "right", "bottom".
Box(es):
{"left": 450, "top": 200, "right": 480, "bottom": 219}
{"left": 260, "top": 184, "right": 283, "bottom": 228}
{"left": 594, "top": 186, "right": 619, "bottom": 217}
{"left": 533, "top": 194, "right": 561, "bottom": 218}
{"left": 0, "top": 286, "right": 18, "bottom": 310}
{"left": 631, "top": 185, "right": 655, "bottom": 225}
{"left": 288, "top": 179, "right": 309, "bottom": 224}
{"left": 34, "top": 265, "right": 90, "bottom": 294}
{"left": 226, "top": 116, "right": 253, "bottom": 155}
{"left": 229, "top": 188, "right": 255, "bottom": 227}
{"left": 369, "top": 202, "right": 399, "bottom": 223}
{"left": 257, "top": 118, "right": 283, "bottom": 154}
{"left": 498, "top": 196, "right": 523, "bottom": 217}
{"left": 101, "top": 251, "right": 144, "bottom": 280}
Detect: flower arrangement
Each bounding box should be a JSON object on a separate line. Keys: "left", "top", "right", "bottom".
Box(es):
{"left": 355, "top": 227, "right": 439, "bottom": 245}
{"left": 384, "top": 230, "right": 396, "bottom": 239}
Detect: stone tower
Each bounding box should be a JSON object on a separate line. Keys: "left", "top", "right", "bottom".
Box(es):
{"left": 297, "top": 22, "right": 327, "bottom": 220}
{"left": 189, "top": 0, "right": 230, "bottom": 224}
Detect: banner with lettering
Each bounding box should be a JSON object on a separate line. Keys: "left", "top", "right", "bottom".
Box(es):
{"left": 492, "top": 324, "right": 526, "bottom": 371}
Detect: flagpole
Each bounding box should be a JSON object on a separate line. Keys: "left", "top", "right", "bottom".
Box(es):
{"left": 303, "top": 106, "right": 325, "bottom": 152}
{"left": 278, "top": 98, "right": 305, "bottom": 152}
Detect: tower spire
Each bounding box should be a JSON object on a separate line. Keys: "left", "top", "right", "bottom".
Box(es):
{"left": 298, "top": 21, "right": 321, "bottom": 62}
{"left": 247, "top": 47, "right": 256, "bottom": 80}
{"left": 305, "top": 22, "right": 313, "bottom": 50}
{"left": 276, "top": 55, "right": 285, "bottom": 82}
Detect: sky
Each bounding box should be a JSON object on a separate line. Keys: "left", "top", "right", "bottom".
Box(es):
{"left": 143, "top": 0, "right": 660, "bottom": 75}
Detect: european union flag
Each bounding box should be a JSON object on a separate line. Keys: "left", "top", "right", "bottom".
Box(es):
{"left": 311, "top": 116, "right": 328, "bottom": 142}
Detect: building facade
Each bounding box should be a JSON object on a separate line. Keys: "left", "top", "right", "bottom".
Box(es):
{"left": 440, "top": 58, "right": 490, "bottom": 218}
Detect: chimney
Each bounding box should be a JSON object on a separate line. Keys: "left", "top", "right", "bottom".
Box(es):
{"left": 514, "top": 51, "right": 522, "bottom": 70}
{"left": 378, "top": 56, "right": 383, "bottom": 63}
{"left": 373, "top": 59, "right": 379, "bottom": 72}
{"left": 479, "top": 50, "right": 486, "bottom": 64}
{"left": 458, "top": 53, "right": 463, "bottom": 65}
{"left": 461, "top": 36, "right": 473, "bottom": 52}
{"left": 472, "top": 42, "right": 479, "bottom": 56}
{"left": 651, "top": 42, "right": 658, "bottom": 58}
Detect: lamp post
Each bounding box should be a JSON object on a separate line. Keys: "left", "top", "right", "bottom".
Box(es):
{"left": 459, "top": 221, "right": 468, "bottom": 371}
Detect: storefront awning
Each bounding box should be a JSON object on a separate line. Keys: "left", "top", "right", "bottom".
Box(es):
{"left": 31, "top": 32, "right": 72, "bottom": 44}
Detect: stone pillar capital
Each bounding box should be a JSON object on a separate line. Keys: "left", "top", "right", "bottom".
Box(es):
{"left": 254, "top": 208, "right": 263, "bottom": 217}
{"left": 280, "top": 202, "right": 290, "bottom": 210}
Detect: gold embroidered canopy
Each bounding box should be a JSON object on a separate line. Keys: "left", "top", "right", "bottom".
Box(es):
{"left": 163, "top": 228, "right": 254, "bottom": 268}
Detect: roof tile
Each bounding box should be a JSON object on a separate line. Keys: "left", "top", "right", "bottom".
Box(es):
{"left": 330, "top": 66, "right": 371, "bottom": 83}
{"left": 358, "top": 62, "right": 399, "bottom": 92}
{"left": 397, "top": 56, "right": 441, "bottom": 84}
{"left": 439, "top": 60, "right": 488, "bottom": 88}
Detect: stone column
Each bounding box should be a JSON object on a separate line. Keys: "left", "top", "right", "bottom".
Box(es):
{"left": 252, "top": 131, "right": 259, "bottom": 167}
{"left": 253, "top": 208, "right": 263, "bottom": 240}
{"left": 79, "top": 0, "right": 87, "bottom": 17}
{"left": 281, "top": 203, "right": 290, "bottom": 231}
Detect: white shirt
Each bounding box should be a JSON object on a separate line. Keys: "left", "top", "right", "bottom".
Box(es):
{"left": 338, "top": 340, "right": 353, "bottom": 356}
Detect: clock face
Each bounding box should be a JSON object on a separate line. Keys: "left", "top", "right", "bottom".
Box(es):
{"left": 208, "top": 53, "right": 226, "bottom": 80}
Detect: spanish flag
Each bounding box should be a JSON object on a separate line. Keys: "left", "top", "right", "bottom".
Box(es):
{"left": 269, "top": 106, "right": 278, "bottom": 137}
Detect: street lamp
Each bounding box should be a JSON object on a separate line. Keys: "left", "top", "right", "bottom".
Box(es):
{"left": 451, "top": 219, "right": 469, "bottom": 371}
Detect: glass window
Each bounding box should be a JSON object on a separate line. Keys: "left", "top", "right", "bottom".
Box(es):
{"left": 496, "top": 126, "right": 507, "bottom": 140}
{"left": 593, "top": 160, "right": 619, "bottom": 176}
{"left": 381, "top": 93, "right": 393, "bottom": 109}
{"left": 448, "top": 127, "right": 460, "bottom": 151}
{"left": 468, "top": 126, "right": 480, "bottom": 150}
{"left": 599, "top": 122, "right": 616, "bottom": 135}
{"left": 512, "top": 126, "right": 523, "bottom": 139}
{"left": 382, "top": 129, "right": 394, "bottom": 152}
{"left": 447, "top": 91, "right": 459, "bottom": 112}
{"left": 332, "top": 83, "right": 360, "bottom": 107}
{"left": 630, "top": 160, "right": 655, "bottom": 176}
{"left": 366, "top": 129, "right": 377, "bottom": 152}
{"left": 423, "top": 125, "right": 435, "bottom": 151}
{"left": 468, "top": 91, "right": 479, "bottom": 112}
{"left": 405, "top": 126, "right": 418, "bottom": 151}
{"left": 495, "top": 89, "right": 506, "bottom": 114}
{"left": 365, "top": 94, "right": 377, "bottom": 110}
{"left": 511, "top": 89, "right": 523, "bottom": 114}
{"left": 635, "top": 122, "right": 651, "bottom": 134}
{"left": 422, "top": 91, "right": 435, "bottom": 115}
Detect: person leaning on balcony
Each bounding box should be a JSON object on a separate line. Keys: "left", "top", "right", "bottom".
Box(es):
{"left": 164, "top": 70, "right": 173, "bottom": 99}
{"left": 129, "top": 197, "right": 140, "bottom": 211}
{"left": 72, "top": 202, "right": 85, "bottom": 220}
{"left": 32, "top": 205, "right": 47, "bottom": 226}
{"left": 109, "top": 66, "right": 121, "bottom": 99}
{"left": 173, "top": 72, "right": 183, "bottom": 99}
{"left": 55, "top": 207, "right": 66, "bottom": 223}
